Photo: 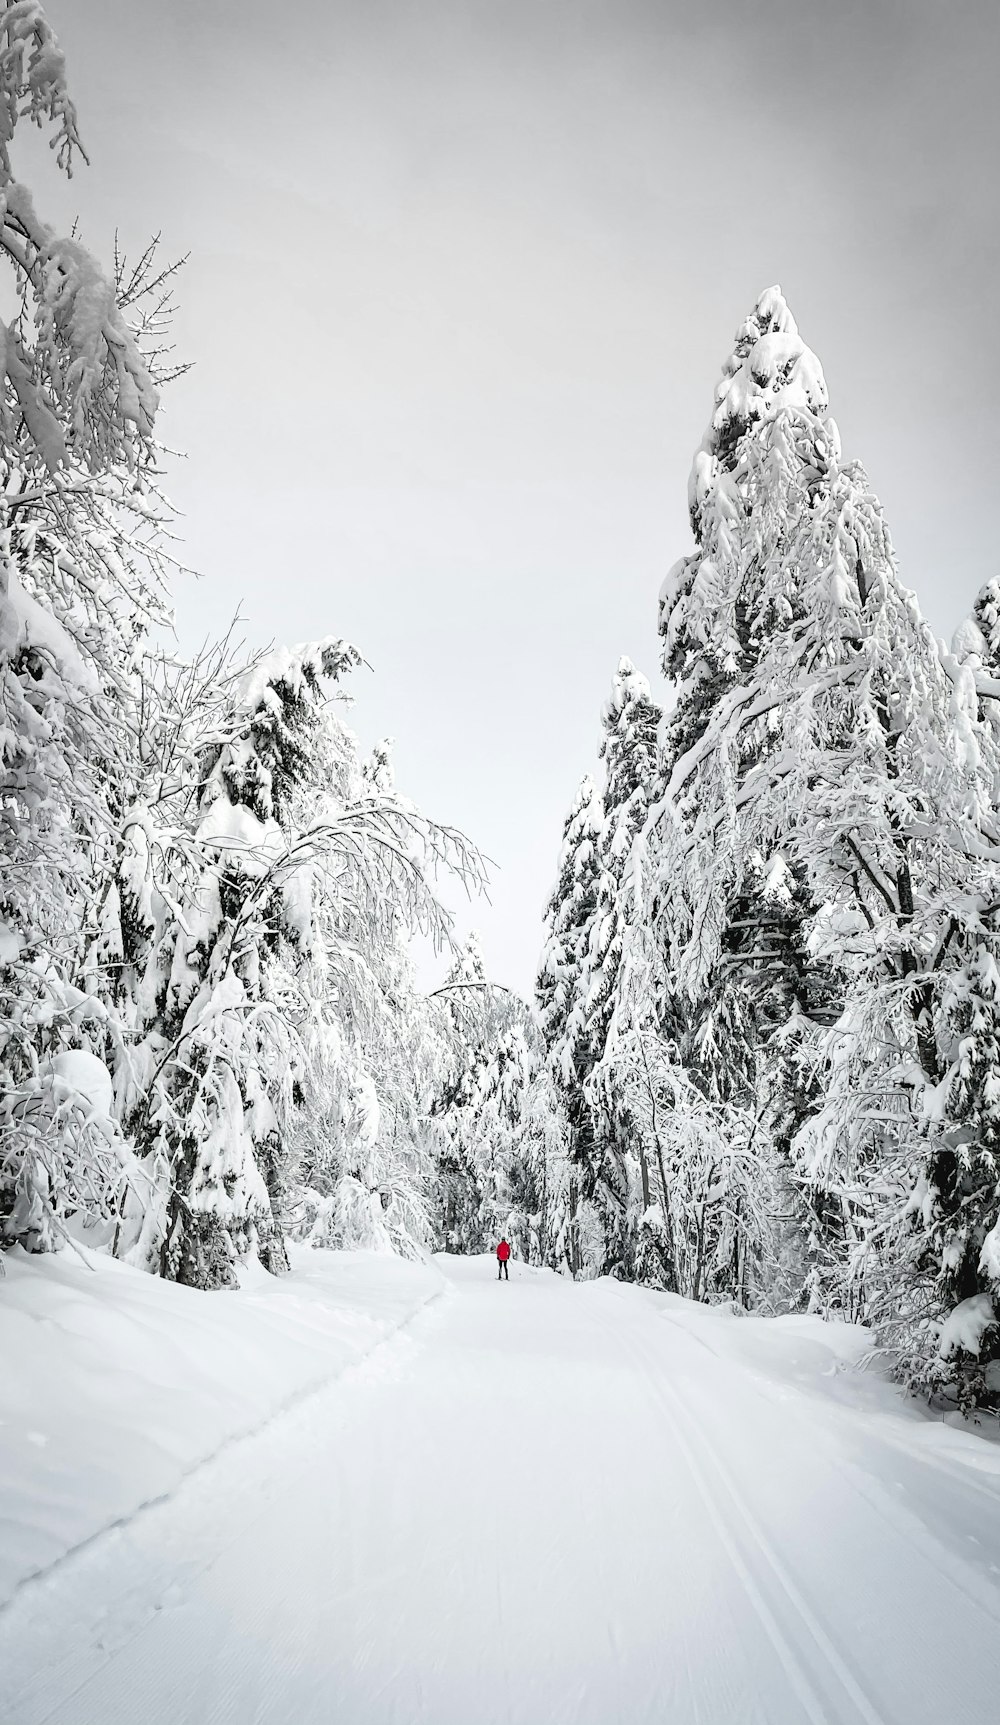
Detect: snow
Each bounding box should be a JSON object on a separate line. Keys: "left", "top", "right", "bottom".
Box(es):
{"left": 937, "top": 1291, "right": 998, "bottom": 1359}
{"left": 3, "top": 565, "right": 100, "bottom": 694}
{"left": 0, "top": 1244, "right": 442, "bottom": 1606}
{"left": 4, "top": 1252, "right": 1000, "bottom": 1723}
{"left": 281, "top": 860, "right": 314, "bottom": 945}
{"left": 980, "top": 1218, "right": 1000, "bottom": 1285}
{"left": 46, "top": 1049, "right": 114, "bottom": 1117}
{"left": 195, "top": 799, "right": 286, "bottom": 874}
{"left": 761, "top": 851, "right": 794, "bottom": 904}
{"left": 0, "top": 920, "right": 23, "bottom": 964}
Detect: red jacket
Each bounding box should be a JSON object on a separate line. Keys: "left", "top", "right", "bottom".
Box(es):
{"left": 496, "top": 1240, "right": 511, "bottom": 1262}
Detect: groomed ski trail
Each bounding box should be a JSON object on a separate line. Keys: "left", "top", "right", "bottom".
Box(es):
{"left": 3, "top": 1282, "right": 445, "bottom": 1615}
{"left": 5, "top": 1258, "right": 1000, "bottom": 1725}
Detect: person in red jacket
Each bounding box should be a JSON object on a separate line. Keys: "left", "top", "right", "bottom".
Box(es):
{"left": 496, "top": 1237, "right": 511, "bottom": 1280}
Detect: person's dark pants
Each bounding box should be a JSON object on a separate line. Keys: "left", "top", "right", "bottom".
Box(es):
{"left": 498, "top": 1260, "right": 508, "bottom": 1280}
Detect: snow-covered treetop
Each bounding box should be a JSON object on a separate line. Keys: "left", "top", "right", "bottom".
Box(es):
{"left": 554, "top": 774, "right": 601, "bottom": 888}
{"left": 445, "top": 931, "right": 487, "bottom": 991}
{"left": 599, "top": 657, "right": 661, "bottom": 836}
{"left": 236, "top": 638, "right": 362, "bottom": 720}
{"left": 705, "top": 285, "right": 828, "bottom": 465}
{"left": 974, "top": 579, "right": 1000, "bottom": 665}
{"left": 537, "top": 775, "right": 601, "bottom": 1016}
{"left": 660, "top": 288, "right": 839, "bottom": 710}
{"left": 601, "top": 657, "right": 651, "bottom": 728}
{"left": 954, "top": 579, "right": 1000, "bottom": 672}
{"left": 686, "top": 285, "right": 831, "bottom": 546}
{"left": 199, "top": 638, "right": 363, "bottom": 838}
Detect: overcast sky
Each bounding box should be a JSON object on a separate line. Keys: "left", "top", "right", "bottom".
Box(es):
{"left": 28, "top": 0, "right": 1000, "bottom": 994}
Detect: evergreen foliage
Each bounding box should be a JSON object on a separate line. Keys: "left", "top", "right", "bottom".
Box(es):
{"left": 540, "top": 286, "right": 1000, "bottom": 1409}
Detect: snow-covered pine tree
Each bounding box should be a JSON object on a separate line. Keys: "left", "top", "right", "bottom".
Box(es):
{"left": 537, "top": 777, "right": 604, "bottom": 1273}
{"left": 655, "top": 285, "right": 1000, "bottom": 1395}
{"left": 572, "top": 658, "right": 666, "bottom": 1277}
{"left": 777, "top": 468, "right": 1000, "bottom": 1386}
{"left": 638, "top": 289, "right": 838, "bottom": 1306}
{"left": 115, "top": 641, "right": 365, "bottom": 1286}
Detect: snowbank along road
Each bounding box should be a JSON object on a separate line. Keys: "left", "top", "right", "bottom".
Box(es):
{"left": 5, "top": 1251, "right": 1000, "bottom": 1724}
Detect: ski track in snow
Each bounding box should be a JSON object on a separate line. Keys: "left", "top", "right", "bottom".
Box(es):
{"left": 5, "top": 1260, "right": 1000, "bottom": 1724}
{"left": 653, "top": 1303, "right": 1000, "bottom": 1632}
{"left": 2, "top": 1284, "right": 446, "bottom": 1619}
{"left": 624, "top": 1313, "right": 904, "bottom": 1724}
{"left": 610, "top": 1317, "right": 882, "bottom": 1725}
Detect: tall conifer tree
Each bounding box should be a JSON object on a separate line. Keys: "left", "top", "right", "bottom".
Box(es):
{"left": 654, "top": 288, "right": 1000, "bottom": 1390}
{"left": 537, "top": 776, "right": 603, "bottom": 1272}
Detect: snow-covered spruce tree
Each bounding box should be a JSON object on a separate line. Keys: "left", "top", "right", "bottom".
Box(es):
{"left": 569, "top": 658, "right": 671, "bottom": 1279}
{"left": 656, "top": 286, "right": 1000, "bottom": 1397}
{"left": 776, "top": 478, "right": 1000, "bottom": 1394}
{"left": 537, "top": 777, "right": 605, "bottom": 1273}
{"left": 0, "top": 4, "right": 180, "bottom": 1253}
{"left": 115, "top": 642, "right": 365, "bottom": 1286}
{"left": 642, "top": 288, "right": 849, "bottom": 1309}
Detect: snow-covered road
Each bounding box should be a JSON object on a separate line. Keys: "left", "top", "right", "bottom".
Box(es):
{"left": 6, "top": 1256, "right": 1000, "bottom": 1724}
